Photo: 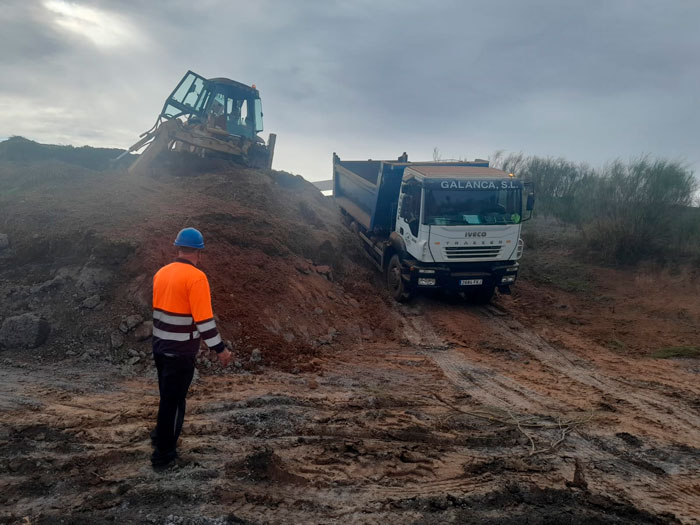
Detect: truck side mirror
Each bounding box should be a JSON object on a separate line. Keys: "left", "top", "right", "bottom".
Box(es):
{"left": 526, "top": 194, "right": 535, "bottom": 211}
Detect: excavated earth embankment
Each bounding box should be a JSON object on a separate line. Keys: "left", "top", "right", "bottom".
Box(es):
{"left": 0, "top": 153, "right": 399, "bottom": 370}
{"left": 0, "top": 145, "right": 698, "bottom": 524}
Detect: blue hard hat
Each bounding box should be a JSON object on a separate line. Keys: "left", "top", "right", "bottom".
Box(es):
{"left": 174, "top": 227, "right": 204, "bottom": 250}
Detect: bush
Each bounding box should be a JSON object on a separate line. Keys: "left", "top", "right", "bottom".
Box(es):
{"left": 0, "top": 136, "right": 130, "bottom": 170}
{"left": 492, "top": 152, "right": 699, "bottom": 264}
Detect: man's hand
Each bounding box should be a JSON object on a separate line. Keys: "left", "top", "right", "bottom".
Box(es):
{"left": 218, "top": 349, "right": 232, "bottom": 367}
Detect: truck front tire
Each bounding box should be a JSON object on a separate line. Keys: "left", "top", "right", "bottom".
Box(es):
{"left": 387, "top": 255, "right": 412, "bottom": 302}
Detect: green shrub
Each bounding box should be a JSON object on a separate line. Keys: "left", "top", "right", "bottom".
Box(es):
{"left": 491, "top": 153, "right": 699, "bottom": 265}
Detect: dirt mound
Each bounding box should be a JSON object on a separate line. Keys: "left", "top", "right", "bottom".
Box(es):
{"left": 0, "top": 152, "right": 398, "bottom": 369}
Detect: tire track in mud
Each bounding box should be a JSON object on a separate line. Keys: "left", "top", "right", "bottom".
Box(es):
{"left": 397, "top": 300, "right": 700, "bottom": 523}
{"left": 485, "top": 313, "right": 700, "bottom": 445}
{"left": 400, "top": 306, "right": 570, "bottom": 414}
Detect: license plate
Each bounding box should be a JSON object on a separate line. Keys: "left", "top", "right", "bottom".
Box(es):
{"left": 460, "top": 279, "right": 483, "bottom": 286}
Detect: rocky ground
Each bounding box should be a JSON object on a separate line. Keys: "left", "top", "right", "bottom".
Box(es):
{"left": 0, "top": 143, "right": 698, "bottom": 524}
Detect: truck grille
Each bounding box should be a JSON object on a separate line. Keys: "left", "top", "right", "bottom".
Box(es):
{"left": 444, "top": 246, "right": 502, "bottom": 259}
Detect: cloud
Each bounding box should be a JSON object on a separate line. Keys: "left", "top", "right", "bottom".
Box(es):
{"left": 43, "top": 0, "right": 144, "bottom": 49}
{"left": 0, "top": 0, "right": 698, "bottom": 180}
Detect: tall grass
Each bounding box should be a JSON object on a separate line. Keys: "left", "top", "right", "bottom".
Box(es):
{"left": 492, "top": 152, "right": 699, "bottom": 264}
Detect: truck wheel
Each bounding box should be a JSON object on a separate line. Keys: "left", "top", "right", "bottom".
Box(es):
{"left": 387, "top": 255, "right": 412, "bottom": 302}
{"left": 467, "top": 285, "right": 495, "bottom": 305}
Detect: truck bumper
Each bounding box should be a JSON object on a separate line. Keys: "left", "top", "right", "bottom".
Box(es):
{"left": 405, "top": 262, "right": 520, "bottom": 292}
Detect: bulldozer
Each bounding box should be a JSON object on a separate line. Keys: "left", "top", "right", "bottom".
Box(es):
{"left": 121, "top": 70, "right": 276, "bottom": 173}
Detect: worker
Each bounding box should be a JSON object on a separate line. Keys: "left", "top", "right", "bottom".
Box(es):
{"left": 207, "top": 100, "right": 227, "bottom": 130}
{"left": 150, "top": 227, "right": 232, "bottom": 468}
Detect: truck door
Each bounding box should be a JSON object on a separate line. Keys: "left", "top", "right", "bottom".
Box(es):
{"left": 397, "top": 182, "right": 423, "bottom": 260}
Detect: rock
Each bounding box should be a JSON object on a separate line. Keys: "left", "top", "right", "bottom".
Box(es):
{"left": 81, "top": 295, "right": 101, "bottom": 309}
{"left": 133, "top": 321, "right": 152, "bottom": 341}
{"left": 294, "top": 261, "right": 312, "bottom": 274}
{"left": 127, "top": 356, "right": 140, "bottom": 365}
{"left": 0, "top": 314, "right": 51, "bottom": 349}
{"left": 127, "top": 348, "right": 139, "bottom": 357}
{"left": 66, "top": 350, "right": 77, "bottom": 356}
{"left": 250, "top": 348, "right": 262, "bottom": 363}
{"left": 110, "top": 331, "right": 124, "bottom": 349}
{"left": 315, "top": 265, "right": 333, "bottom": 281}
{"left": 314, "top": 307, "right": 324, "bottom": 315}
{"left": 76, "top": 266, "right": 113, "bottom": 294}
{"left": 29, "top": 275, "right": 65, "bottom": 294}
{"left": 119, "top": 314, "right": 143, "bottom": 334}
{"left": 0, "top": 233, "right": 8, "bottom": 249}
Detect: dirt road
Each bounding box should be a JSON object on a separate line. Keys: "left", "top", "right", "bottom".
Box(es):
{"left": 2, "top": 294, "right": 697, "bottom": 524}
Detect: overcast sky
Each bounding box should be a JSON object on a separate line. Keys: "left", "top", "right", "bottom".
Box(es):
{"left": 1, "top": 0, "right": 698, "bottom": 181}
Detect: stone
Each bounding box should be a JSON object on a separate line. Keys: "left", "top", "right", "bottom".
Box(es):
{"left": 0, "top": 233, "right": 8, "bottom": 249}
{"left": 127, "top": 356, "right": 140, "bottom": 365}
{"left": 0, "top": 314, "right": 51, "bottom": 349}
{"left": 110, "top": 331, "right": 124, "bottom": 349}
{"left": 315, "top": 265, "right": 333, "bottom": 281}
{"left": 81, "top": 295, "right": 101, "bottom": 309}
{"left": 119, "top": 314, "right": 143, "bottom": 334}
{"left": 76, "top": 266, "right": 113, "bottom": 294}
{"left": 29, "top": 275, "right": 66, "bottom": 294}
{"left": 250, "top": 348, "right": 262, "bottom": 363}
{"left": 133, "top": 321, "right": 152, "bottom": 341}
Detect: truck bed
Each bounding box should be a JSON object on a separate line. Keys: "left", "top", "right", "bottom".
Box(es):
{"left": 332, "top": 158, "right": 404, "bottom": 233}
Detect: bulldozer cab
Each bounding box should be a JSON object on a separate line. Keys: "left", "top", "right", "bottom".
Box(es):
{"left": 160, "top": 70, "right": 264, "bottom": 141}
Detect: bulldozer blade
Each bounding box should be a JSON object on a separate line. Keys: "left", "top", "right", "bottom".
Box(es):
{"left": 128, "top": 120, "right": 179, "bottom": 174}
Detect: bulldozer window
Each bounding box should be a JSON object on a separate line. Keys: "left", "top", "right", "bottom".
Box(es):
{"left": 225, "top": 99, "right": 254, "bottom": 138}
{"left": 171, "top": 73, "right": 206, "bottom": 109}
{"left": 254, "top": 99, "right": 263, "bottom": 132}
{"left": 208, "top": 93, "right": 227, "bottom": 129}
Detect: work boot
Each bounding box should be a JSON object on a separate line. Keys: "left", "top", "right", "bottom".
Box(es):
{"left": 151, "top": 448, "right": 177, "bottom": 469}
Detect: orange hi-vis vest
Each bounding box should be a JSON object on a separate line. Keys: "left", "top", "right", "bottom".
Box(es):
{"left": 152, "top": 259, "right": 225, "bottom": 356}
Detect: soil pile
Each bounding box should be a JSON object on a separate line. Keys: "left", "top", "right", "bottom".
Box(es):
{"left": 0, "top": 147, "right": 398, "bottom": 369}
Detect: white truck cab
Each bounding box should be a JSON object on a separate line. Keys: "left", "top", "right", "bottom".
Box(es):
{"left": 332, "top": 154, "right": 534, "bottom": 302}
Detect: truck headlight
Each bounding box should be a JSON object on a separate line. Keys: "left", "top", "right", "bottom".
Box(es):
{"left": 500, "top": 275, "right": 516, "bottom": 284}
{"left": 418, "top": 278, "right": 436, "bottom": 286}
{"left": 515, "top": 238, "right": 524, "bottom": 260}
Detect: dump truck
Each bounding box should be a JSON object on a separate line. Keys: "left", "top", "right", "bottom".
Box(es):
{"left": 332, "top": 153, "right": 534, "bottom": 302}
{"left": 121, "top": 70, "right": 276, "bottom": 173}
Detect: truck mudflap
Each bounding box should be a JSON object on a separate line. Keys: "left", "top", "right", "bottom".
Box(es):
{"left": 403, "top": 262, "right": 519, "bottom": 292}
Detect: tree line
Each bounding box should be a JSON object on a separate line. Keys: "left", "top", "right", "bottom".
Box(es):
{"left": 491, "top": 152, "right": 699, "bottom": 264}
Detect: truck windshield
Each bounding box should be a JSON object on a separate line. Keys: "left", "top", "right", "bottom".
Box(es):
{"left": 424, "top": 188, "right": 522, "bottom": 225}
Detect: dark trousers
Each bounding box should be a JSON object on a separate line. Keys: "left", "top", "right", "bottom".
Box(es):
{"left": 153, "top": 353, "right": 196, "bottom": 455}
